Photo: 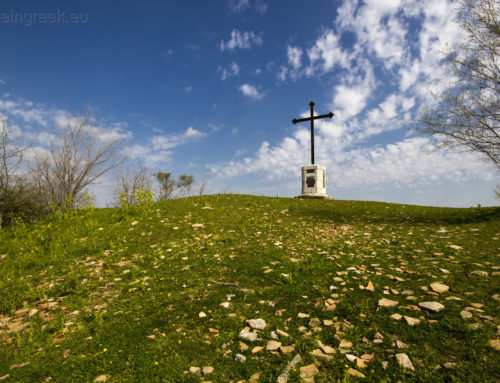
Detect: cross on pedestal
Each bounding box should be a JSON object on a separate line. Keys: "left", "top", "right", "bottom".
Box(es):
{"left": 292, "top": 101, "right": 334, "bottom": 165}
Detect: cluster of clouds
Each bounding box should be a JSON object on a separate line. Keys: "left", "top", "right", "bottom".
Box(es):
{"left": 0, "top": 95, "right": 208, "bottom": 168}
{"left": 211, "top": 0, "right": 496, "bottom": 203}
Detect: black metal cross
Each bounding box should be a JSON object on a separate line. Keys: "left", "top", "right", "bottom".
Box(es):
{"left": 292, "top": 101, "right": 334, "bottom": 165}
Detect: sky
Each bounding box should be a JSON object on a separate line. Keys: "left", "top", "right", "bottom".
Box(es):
{"left": 0, "top": 0, "right": 498, "bottom": 207}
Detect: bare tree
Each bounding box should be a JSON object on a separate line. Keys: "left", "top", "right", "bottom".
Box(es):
{"left": 0, "top": 122, "right": 24, "bottom": 225}
{"left": 112, "top": 164, "right": 152, "bottom": 206}
{"left": 31, "top": 110, "right": 124, "bottom": 210}
{"left": 417, "top": 0, "right": 500, "bottom": 168}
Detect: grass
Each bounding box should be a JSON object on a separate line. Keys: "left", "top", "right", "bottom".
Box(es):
{"left": 0, "top": 194, "right": 499, "bottom": 382}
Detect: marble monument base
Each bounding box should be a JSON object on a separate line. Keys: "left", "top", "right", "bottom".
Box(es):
{"left": 296, "top": 164, "right": 333, "bottom": 200}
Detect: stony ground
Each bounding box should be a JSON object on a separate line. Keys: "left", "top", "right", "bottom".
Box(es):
{"left": 0, "top": 195, "right": 499, "bottom": 382}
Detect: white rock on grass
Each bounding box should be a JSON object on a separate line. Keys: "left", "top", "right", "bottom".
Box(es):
{"left": 266, "top": 340, "right": 281, "bottom": 351}
{"left": 378, "top": 298, "right": 399, "bottom": 307}
{"left": 247, "top": 318, "right": 266, "bottom": 330}
{"left": 429, "top": 282, "right": 449, "bottom": 294}
{"left": 239, "top": 330, "right": 258, "bottom": 341}
{"left": 460, "top": 310, "right": 473, "bottom": 319}
{"left": 235, "top": 354, "right": 246, "bottom": 362}
{"left": 419, "top": 301, "right": 445, "bottom": 312}
{"left": 404, "top": 316, "right": 421, "bottom": 326}
{"left": 395, "top": 353, "right": 415, "bottom": 371}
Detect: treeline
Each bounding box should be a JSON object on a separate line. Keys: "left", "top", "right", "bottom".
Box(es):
{"left": 0, "top": 113, "right": 205, "bottom": 227}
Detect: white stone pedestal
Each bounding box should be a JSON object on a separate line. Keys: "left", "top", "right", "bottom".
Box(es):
{"left": 297, "top": 164, "right": 333, "bottom": 199}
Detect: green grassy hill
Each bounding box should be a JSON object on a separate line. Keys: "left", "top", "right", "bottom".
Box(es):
{"left": 0, "top": 195, "right": 499, "bottom": 382}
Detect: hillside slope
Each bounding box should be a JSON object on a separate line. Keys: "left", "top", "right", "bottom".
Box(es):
{"left": 0, "top": 195, "right": 499, "bottom": 382}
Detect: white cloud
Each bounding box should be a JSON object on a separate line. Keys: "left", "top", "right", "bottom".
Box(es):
{"left": 239, "top": 84, "right": 264, "bottom": 100}
{"left": 228, "top": 0, "right": 250, "bottom": 13}
{"left": 306, "top": 30, "right": 349, "bottom": 75}
{"left": 287, "top": 46, "right": 303, "bottom": 70}
{"left": 220, "top": 62, "right": 240, "bottom": 80}
{"left": 219, "top": 29, "right": 263, "bottom": 52}
{"left": 184, "top": 86, "right": 193, "bottom": 93}
{"left": 228, "top": 0, "right": 267, "bottom": 14}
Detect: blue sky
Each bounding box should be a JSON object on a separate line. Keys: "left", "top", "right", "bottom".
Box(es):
{"left": 0, "top": 0, "right": 497, "bottom": 207}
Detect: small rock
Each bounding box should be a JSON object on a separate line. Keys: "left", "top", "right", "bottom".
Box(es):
{"left": 252, "top": 346, "right": 264, "bottom": 354}
{"left": 348, "top": 368, "right": 366, "bottom": 378}
{"left": 460, "top": 310, "right": 473, "bottom": 319}
{"left": 310, "top": 349, "right": 333, "bottom": 361}
{"left": 198, "top": 311, "right": 207, "bottom": 318}
{"left": 419, "top": 301, "right": 445, "bottom": 312}
{"left": 235, "top": 354, "right": 246, "bottom": 362}
{"left": 239, "top": 330, "right": 258, "bottom": 341}
{"left": 280, "top": 344, "right": 296, "bottom": 354}
{"left": 390, "top": 313, "right": 403, "bottom": 321}
{"left": 365, "top": 280, "right": 376, "bottom": 292}
{"left": 404, "top": 316, "right": 421, "bottom": 326}
{"left": 339, "top": 339, "right": 353, "bottom": 348}
{"left": 249, "top": 372, "right": 261, "bottom": 383}
{"left": 277, "top": 329, "right": 289, "bottom": 337}
{"left": 93, "top": 375, "right": 109, "bottom": 382}
{"left": 373, "top": 332, "right": 384, "bottom": 340}
{"left": 395, "top": 340, "right": 409, "bottom": 349}
{"left": 469, "top": 270, "right": 488, "bottom": 277}
{"left": 488, "top": 339, "right": 500, "bottom": 351}
{"left": 298, "top": 312, "right": 310, "bottom": 318}
{"left": 395, "top": 353, "right": 415, "bottom": 371}
{"left": 266, "top": 340, "right": 281, "bottom": 351}
{"left": 247, "top": 318, "right": 266, "bottom": 330}
{"left": 220, "top": 302, "right": 230, "bottom": 308}
{"left": 189, "top": 367, "right": 201, "bottom": 374}
{"left": 239, "top": 342, "right": 249, "bottom": 351}
{"left": 429, "top": 282, "right": 449, "bottom": 294}
{"left": 299, "top": 364, "right": 319, "bottom": 381}
{"left": 443, "top": 363, "right": 457, "bottom": 369}
{"left": 308, "top": 318, "right": 321, "bottom": 328}
{"left": 191, "top": 223, "right": 204, "bottom": 229}
{"left": 378, "top": 298, "right": 399, "bottom": 307}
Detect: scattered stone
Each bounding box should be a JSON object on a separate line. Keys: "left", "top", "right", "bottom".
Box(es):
{"left": 198, "top": 311, "right": 207, "bottom": 318}
{"left": 469, "top": 270, "right": 488, "bottom": 277}
{"left": 323, "top": 319, "right": 333, "bottom": 326}
{"left": 395, "top": 353, "right": 415, "bottom": 371}
{"left": 443, "top": 363, "right": 457, "bottom": 369}
{"left": 277, "top": 329, "right": 289, "bottom": 337}
{"left": 488, "top": 339, "right": 500, "bottom": 351}
{"left": 318, "top": 340, "right": 336, "bottom": 354}
{"left": 191, "top": 223, "right": 204, "bottom": 229}
{"left": 93, "top": 375, "right": 109, "bottom": 382}
{"left": 378, "top": 298, "right": 399, "bottom": 307}
{"left": 0, "top": 375, "right": 9, "bottom": 381}
{"left": 460, "top": 310, "right": 473, "bottom": 319}
{"left": 390, "top": 313, "right": 403, "bottom": 321}
{"left": 277, "top": 354, "right": 302, "bottom": 383}
{"left": 9, "top": 362, "right": 30, "bottom": 370}
{"left": 239, "top": 342, "right": 249, "bottom": 351}
{"left": 252, "top": 346, "right": 264, "bottom": 354}
{"left": 365, "top": 280, "right": 375, "bottom": 292}
{"left": 235, "top": 354, "right": 246, "bottom": 362}
{"left": 419, "top": 301, "right": 445, "bottom": 312}
{"left": 308, "top": 318, "right": 321, "bottom": 327}
{"left": 247, "top": 318, "right": 266, "bottom": 330}
{"left": 339, "top": 339, "right": 353, "bottom": 348}
{"left": 280, "top": 344, "right": 296, "bottom": 354}
{"left": 239, "top": 330, "right": 257, "bottom": 341}
{"left": 395, "top": 340, "right": 409, "bottom": 349}
{"left": 299, "top": 364, "right": 319, "bottom": 382}
{"left": 404, "top": 316, "right": 421, "bottom": 326}
{"left": 202, "top": 366, "right": 214, "bottom": 375}
{"left": 311, "top": 349, "right": 333, "bottom": 361}
{"left": 373, "top": 332, "right": 384, "bottom": 340}
{"left": 220, "top": 302, "right": 230, "bottom": 308}
{"left": 346, "top": 354, "right": 357, "bottom": 362}
{"left": 266, "top": 340, "right": 281, "bottom": 351}
{"left": 270, "top": 331, "right": 278, "bottom": 339}
{"left": 429, "top": 282, "right": 449, "bottom": 294}
{"left": 189, "top": 367, "right": 201, "bottom": 374}
{"left": 249, "top": 372, "right": 261, "bottom": 383}
{"left": 348, "top": 368, "right": 366, "bottom": 378}
{"left": 381, "top": 361, "right": 389, "bottom": 369}
{"left": 298, "top": 312, "right": 310, "bottom": 318}
{"left": 449, "top": 245, "right": 462, "bottom": 250}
